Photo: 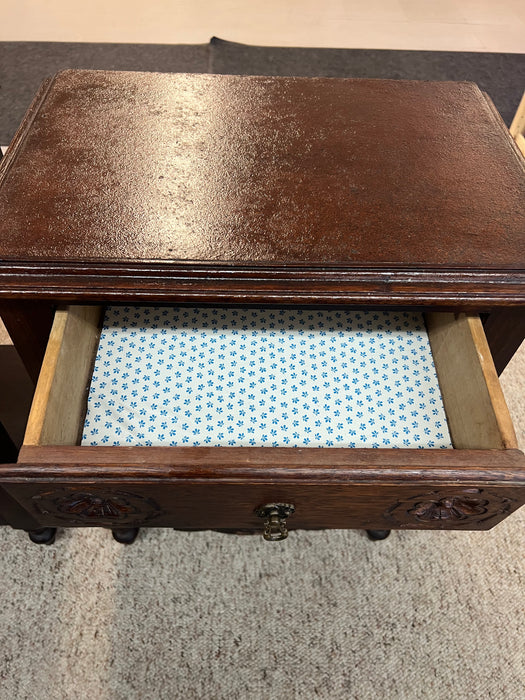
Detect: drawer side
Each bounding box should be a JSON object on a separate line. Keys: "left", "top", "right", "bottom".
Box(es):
{"left": 23, "top": 305, "right": 102, "bottom": 446}
{"left": 426, "top": 313, "right": 517, "bottom": 450}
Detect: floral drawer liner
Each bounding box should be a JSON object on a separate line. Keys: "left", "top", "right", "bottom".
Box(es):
{"left": 82, "top": 306, "right": 452, "bottom": 449}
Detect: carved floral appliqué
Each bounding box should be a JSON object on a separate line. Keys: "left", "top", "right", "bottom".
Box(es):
{"left": 32, "top": 489, "right": 161, "bottom": 526}
{"left": 408, "top": 496, "right": 489, "bottom": 522}
{"left": 388, "top": 489, "right": 513, "bottom": 527}
{"left": 59, "top": 493, "right": 135, "bottom": 519}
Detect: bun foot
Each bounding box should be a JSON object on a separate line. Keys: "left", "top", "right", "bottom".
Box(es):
{"left": 366, "top": 529, "right": 391, "bottom": 541}
{"left": 28, "top": 527, "right": 57, "bottom": 545}
{"left": 112, "top": 527, "right": 140, "bottom": 544}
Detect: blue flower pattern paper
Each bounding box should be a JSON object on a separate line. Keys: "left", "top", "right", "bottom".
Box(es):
{"left": 82, "top": 307, "right": 452, "bottom": 449}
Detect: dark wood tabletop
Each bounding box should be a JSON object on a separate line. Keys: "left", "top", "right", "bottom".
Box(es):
{"left": 0, "top": 70, "right": 523, "bottom": 307}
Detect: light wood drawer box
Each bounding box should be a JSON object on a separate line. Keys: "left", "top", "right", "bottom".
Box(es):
{"left": 3, "top": 306, "right": 525, "bottom": 535}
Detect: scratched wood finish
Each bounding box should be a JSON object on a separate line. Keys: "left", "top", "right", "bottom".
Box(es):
{"left": 0, "top": 71, "right": 523, "bottom": 308}
{"left": 0, "top": 72, "right": 524, "bottom": 534}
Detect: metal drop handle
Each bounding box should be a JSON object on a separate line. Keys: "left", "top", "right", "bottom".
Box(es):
{"left": 256, "top": 503, "right": 295, "bottom": 541}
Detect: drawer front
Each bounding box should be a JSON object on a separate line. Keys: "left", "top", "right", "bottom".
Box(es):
{"left": 3, "top": 479, "right": 524, "bottom": 533}
{"left": 6, "top": 305, "right": 524, "bottom": 535}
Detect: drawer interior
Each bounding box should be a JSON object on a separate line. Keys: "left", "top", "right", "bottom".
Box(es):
{"left": 85, "top": 306, "right": 452, "bottom": 449}
{"left": 22, "top": 305, "right": 517, "bottom": 453}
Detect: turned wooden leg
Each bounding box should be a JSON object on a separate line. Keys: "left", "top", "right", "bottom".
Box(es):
{"left": 366, "top": 529, "right": 391, "bottom": 541}
{"left": 112, "top": 527, "right": 140, "bottom": 544}
{"left": 28, "top": 527, "right": 57, "bottom": 545}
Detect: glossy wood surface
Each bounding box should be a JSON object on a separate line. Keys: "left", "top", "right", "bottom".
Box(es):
{"left": 15, "top": 442, "right": 525, "bottom": 479}
{"left": 0, "top": 70, "right": 524, "bottom": 307}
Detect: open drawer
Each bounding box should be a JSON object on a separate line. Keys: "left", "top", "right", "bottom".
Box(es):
{"left": 2, "top": 306, "right": 524, "bottom": 536}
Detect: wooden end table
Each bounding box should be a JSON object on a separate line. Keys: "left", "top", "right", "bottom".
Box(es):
{"left": 0, "top": 70, "right": 523, "bottom": 543}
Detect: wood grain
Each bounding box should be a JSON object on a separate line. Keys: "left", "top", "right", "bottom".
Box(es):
{"left": 1, "top": 72, "right": 524, "bottom": 533}
{"left": 426, "top": 313, "right": 517, "bottom": 449}
{"left": 2, "top": 479, "right": 524, "bottom": 532}
{"left": 510, "top": 90, "right": 525, "bottom": 145}
{"left": 14, "top": 444, "right": 525, "bottom": 484}
{"left": 12, "top": 303, "right": 524, "bottom": 535}
{"left": 515, "top": 134, "right": 525, "bottom": 158}
{"left": 23, "top": 305, "right": 102, "bottom": 446}
{"left": 0, "top": 265, "right": 524, "bottom": 308}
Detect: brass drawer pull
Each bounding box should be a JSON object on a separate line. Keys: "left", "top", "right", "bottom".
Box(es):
{"left": 256, "top": 503, "right": 295, "bottom": 541}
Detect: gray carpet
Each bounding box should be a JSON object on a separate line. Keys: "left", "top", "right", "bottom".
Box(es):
{"left": 1, "top": 39, "right": 524, "bottom": 699}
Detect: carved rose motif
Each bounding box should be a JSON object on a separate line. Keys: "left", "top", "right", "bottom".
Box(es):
{"left": 387, "top": 489, "right": 513, "bottom": 527}
{"left": 408, "top": 496, "right": 489, "bottom": 522}
{"left": 32, "top": 489, "right": 161, "bottom": 526}
{"left": 58, "top": 493, "right": 133, "bottom": 519}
